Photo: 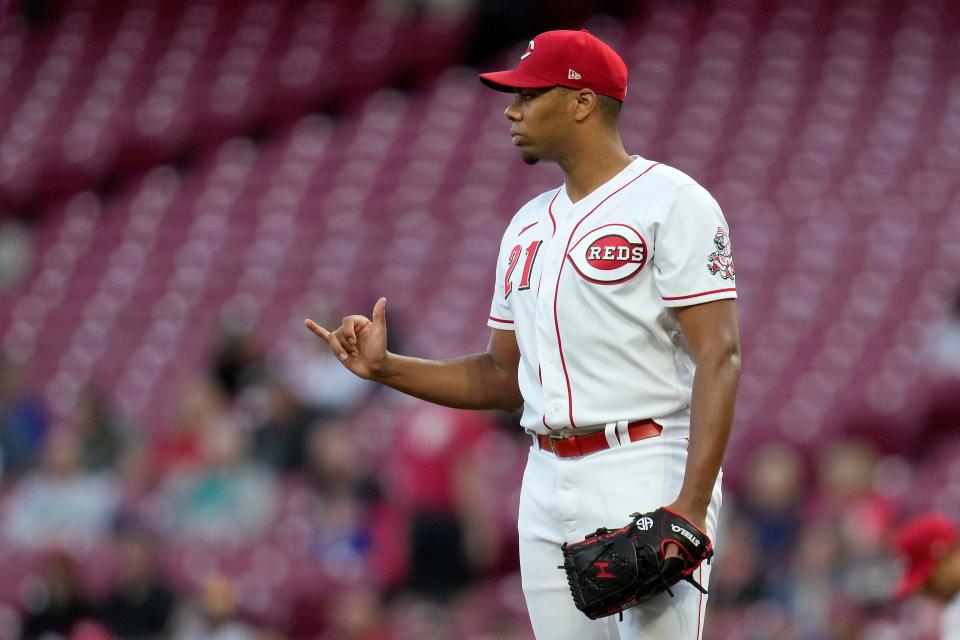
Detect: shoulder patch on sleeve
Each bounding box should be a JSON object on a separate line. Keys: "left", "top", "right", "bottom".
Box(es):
{"left": 707, "top": 227, "right": 735, "bottom": 280}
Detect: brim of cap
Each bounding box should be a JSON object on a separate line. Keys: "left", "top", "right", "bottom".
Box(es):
{"left": 478, "top": 69, "right": 557, "bottom": 93}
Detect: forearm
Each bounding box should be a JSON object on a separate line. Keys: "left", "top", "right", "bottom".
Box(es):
{"left": 675, "top": 347, "right": 741, "bottom": 514}
{"left": 372, "top": 352, "right": 523, "bottom": 412}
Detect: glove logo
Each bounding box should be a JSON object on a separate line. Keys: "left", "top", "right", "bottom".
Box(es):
{"left": 636, "top": 516, "right": 654, "bottom": 531}
{"left": 592, "top": 561, "right": 617, "bottom": 579}
{"left": 671, "top": 523, "right": 700, "bottom": 547}
{"left": 567, "top": 224, "right": 648, "bottom": 285}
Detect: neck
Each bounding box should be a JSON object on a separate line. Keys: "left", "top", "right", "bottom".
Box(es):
{"left": 558, "top": 133, "right": 633, "bottom": 203}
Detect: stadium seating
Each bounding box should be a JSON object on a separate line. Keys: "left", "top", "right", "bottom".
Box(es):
{"left": 3, "top": 0, "right": 958, "bottom": 462}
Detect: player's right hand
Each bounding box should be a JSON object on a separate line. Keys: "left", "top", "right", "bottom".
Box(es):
{"left": 305, "top": 297, "right": 388, "bottom": 380}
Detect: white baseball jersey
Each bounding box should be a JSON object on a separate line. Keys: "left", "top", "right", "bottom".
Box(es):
{"left": 487, "top": 156, "right": 736, "bottom": 435}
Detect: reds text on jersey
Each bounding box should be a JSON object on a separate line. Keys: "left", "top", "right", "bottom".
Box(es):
{"left": 488, "top": 157, "right": 737, "bottom": 434}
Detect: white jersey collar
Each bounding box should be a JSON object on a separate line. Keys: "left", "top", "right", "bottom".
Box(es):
{"left": 556, "top": 155, "right": 645, "bottom": 212}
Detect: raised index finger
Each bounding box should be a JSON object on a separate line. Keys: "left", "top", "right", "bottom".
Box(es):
{"left": 304, "top": 318, "right": 330, "bottom": 339}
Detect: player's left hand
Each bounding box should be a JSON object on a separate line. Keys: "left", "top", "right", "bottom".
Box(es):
{"left": 560, "top": 507, "right": 713, "bottom": 619}
{"left": 661, "top": 501, "right": 708, "bottom": 566}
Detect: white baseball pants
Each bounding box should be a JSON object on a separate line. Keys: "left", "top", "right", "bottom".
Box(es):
{"left": 518, "top": 430, "right": 722, "bottom": 640}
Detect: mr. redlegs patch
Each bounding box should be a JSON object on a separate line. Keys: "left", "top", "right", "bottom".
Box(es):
{"left": 567, "top": 224, "right": 648, "bottom": 285}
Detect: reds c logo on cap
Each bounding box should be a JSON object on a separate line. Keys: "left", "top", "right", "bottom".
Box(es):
{"left": 520, "top": 40, "right": 534, "bottom": 60}
{"left": 567, "top": 224, "right": 648, "bottom": 285}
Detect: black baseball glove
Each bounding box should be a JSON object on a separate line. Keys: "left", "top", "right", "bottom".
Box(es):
{"left": 559, "top": 507, "right": 713, "bottom": 620}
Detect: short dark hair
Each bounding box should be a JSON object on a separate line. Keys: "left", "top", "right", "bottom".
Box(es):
{"left": 597, "top": 95, "right": 623, "bottom": 126}
{"left": 556, "top": 87, "right": 622, "bottom": 126}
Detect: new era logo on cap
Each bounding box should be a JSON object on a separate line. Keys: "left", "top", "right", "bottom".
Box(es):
{"left": 478, "top": 29, "right": 628, "bottom": 102}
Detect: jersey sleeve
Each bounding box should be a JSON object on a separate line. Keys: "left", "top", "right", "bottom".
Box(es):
{"left": 487, "top": 231, "right": 515, "bottom": 331}
{"left": 653, "top": 184, "right": 738, "bottom": 307}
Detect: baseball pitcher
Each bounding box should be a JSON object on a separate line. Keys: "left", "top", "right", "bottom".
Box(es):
{"left": 307, "top": 29, "right": 741, "bottom": 639}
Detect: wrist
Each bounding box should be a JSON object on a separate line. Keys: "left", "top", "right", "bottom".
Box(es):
{"left": 667, "top": 496, "right": 709, "bottom": 524}
{"left": 368, "top": 351, "right": 395, "bottom": 381}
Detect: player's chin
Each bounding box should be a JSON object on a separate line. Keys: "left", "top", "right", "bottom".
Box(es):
{"left": 520, "top": 150, "right": 540, "bottom": 165}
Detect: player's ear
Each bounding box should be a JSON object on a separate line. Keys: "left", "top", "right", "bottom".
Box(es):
{"left": 572, "top": 89, "right": 598, "bottom": 123}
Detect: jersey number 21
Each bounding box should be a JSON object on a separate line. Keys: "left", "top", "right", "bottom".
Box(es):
{"left": 504, "top": 240, "right": 542, "bottom": 299}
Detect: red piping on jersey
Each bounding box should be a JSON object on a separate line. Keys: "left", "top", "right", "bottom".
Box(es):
{"left": 662, "top": 287, "right": 737, "bottom": 301}
{"left": 539, "top": 189, "right": 560, "bottom": 428}
{"left": 552, "top": 161, "right": 660, "bottom": 429}
{"left": 695, "top": 565, "right": 703, "bottom": 640}
{"left": 489, "top": 315, "right": 514, "bottom": 324}
{"left": 547, "top": 189, "right": 559, "bottom": 237}
{"left": 518, "top": 221, "right": 539, "bottom": 235}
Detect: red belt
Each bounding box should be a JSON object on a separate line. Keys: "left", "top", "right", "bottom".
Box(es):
{"left": 536, "top": 420, "right": 662, "bottom": 458}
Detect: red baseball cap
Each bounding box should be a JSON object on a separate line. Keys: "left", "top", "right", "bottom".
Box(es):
{"left": 479, "top": 30, "right": 628, "bottom": 102}
{"left": 893, "top": 512, "right": 959, "bottom": 599}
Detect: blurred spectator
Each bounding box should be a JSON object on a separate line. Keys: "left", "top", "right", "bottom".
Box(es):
{"left": 212, "top": 330, "right": 266, "bottom": 400}
{"left": 308, "top": 489, "right": 376, "bottom": 585}
{"left": 387, "top": 407, "right": 503, "bottom": 600}
{"left": 318, "top": 587, "right": 388, "bottom": 640}
{"left": 921, "top": 288, "right": 960, "bottom": 447}
{"left": 0, "top": 217, "right": 31, "bottom": 290}
{"left": 0, "top": 356, "right": 49, "bottom": 481}
{"left": 925, "top": 287, "right": 960, "bottom": 380}
{"left": 159, "top": 416, "right": 274, "bottom": 542}
{"left": 894, "top": 512, "right": 960, "bottom": 639}
{"left": 708, "top": 513, "right": 765, "bottom": 608}
{"left": 789, "top": 521, "right": 843, "bottom": 638}
{"left": 742, "top": 444, "right": 805, "bottom": 558}
{"left": 20, "top": 551, "right": 94, "bottom": 639}
{"left": 814, "top": 438, "right": 895, "bottom": 558}
{"left": 154, "top": 377, "right": 230, "bottom": 475}
{"left": 69, "top": 387, "right": 129, "bottom": 473}
{"left": 304, "top": 418, "right": 372, "bottom": 498}
{"left": 250, "top": 379, "right": 315, "bottom": 474}
{"left": 302, "top": 422, "right": 405, "bottom": 590}
{"left": 171, "top": 576, "right": 257, "bottom": 640}
{"left": 386, "top": 595, "right": 456, "bottom": 640}
{"left": 3, "top": 429, "right": 119, "bottom": 550}
{"left": 95, "top": 529, "right": 175, "bottom": 640}
{"left": 787, "top": 438, "right": 894, "bottom": 635}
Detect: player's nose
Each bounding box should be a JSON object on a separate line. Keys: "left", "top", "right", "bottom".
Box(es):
{"left": 504, "top": 99, "right": 521, "bottom": 121}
